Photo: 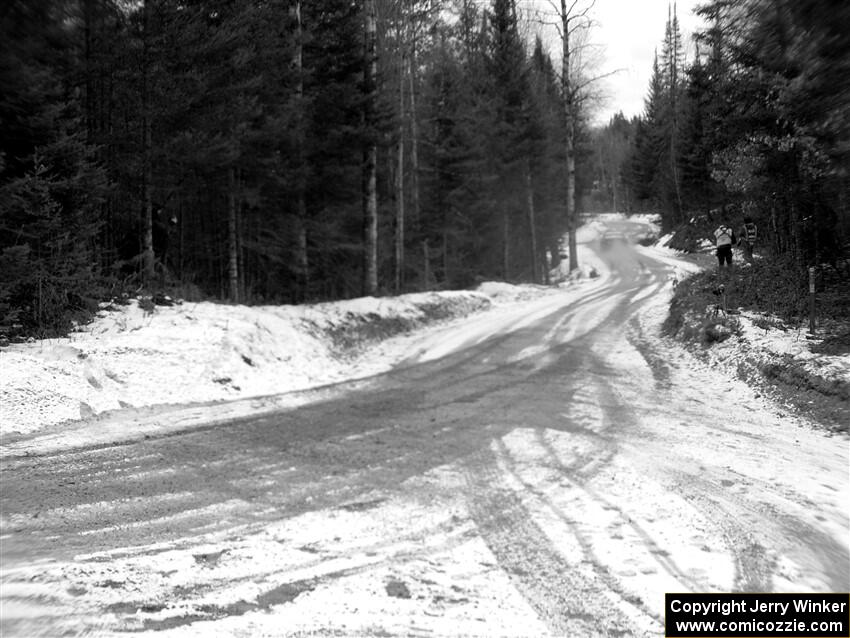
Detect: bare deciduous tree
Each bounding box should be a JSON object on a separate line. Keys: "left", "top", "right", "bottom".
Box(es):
{"left": 528, "top": 0, "right": 615, "bottom": 272}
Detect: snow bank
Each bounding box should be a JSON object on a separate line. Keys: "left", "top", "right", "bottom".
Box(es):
{"left": 0, "top": 290, "right": 507, "bottom": 438}
{"left": 475, "top": 281, "right": 554, "bottom": 302}
{"left": 588, "top": 211, "right": 660, "bottom": 226}
{"left": 706, "top": 313, "right": 850, "bottom": 406}
{"left": 635, "top": 243, "right": 703, "bottom": 277}
{"left": 653, "top": 241, "right": 849, "bottom": 427}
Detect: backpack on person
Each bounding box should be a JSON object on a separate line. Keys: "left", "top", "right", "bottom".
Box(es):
{"left": 743, "top": 221, "right": 757, "bottom": 244}
{"left": 714, "top": 225, "right": 733, "bottom": 247}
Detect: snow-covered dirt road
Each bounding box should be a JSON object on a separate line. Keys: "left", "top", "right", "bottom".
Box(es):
{"left": 2, "top": 219, "right": 848, "bottom": 637}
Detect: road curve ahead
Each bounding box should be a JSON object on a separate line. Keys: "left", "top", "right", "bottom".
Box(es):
{"left": 2, "top": 219, "right": 848, "bottom": 637}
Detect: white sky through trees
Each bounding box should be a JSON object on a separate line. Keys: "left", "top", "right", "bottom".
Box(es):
{"left": 591, "top": 0, "right": 705, "bottom": 123}
{"left": 518, "top": 0, "right": 705, "bottom": 125}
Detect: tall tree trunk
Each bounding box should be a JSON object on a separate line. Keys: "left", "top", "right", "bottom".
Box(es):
{"left": 560, "top": 0, "right": 578, "bottom": 273}
{"left": 141, "top": 0, "right": 155, "bottom": 285}
{"left": 670, "top": 6, "right": 684, "bottom": 222}
{"left": 422, "top": 239, "right": 430, "bottom": 290}
{"left": 408, "top": 25, "right": 421, "bottom": 228}
{"left": 292, "top": 0, "right": 308, "bottom": 301}
{"left": 525, "top": 161, "right": 539, "bottom": 283}
{"left": 394, "top": 35, "right": 405, "bottom": 293}
{"left": 613, "top": 177, "right": 619, "bottom": 213}
{"left": 227, "top": 167, "right": 239, "bottom": 303}
{"left": 104, "top": 68, "right": 116, "bottom": 268}
{"left": 669, "top": 67, "right": 683, "bottom": 222}
{"left": 362, "top": 0, "right": 378, "bottom": 296}
{"left": 790, "top": 191, "right": 805, "bottom": 283}
{"left": 295, "top": 199, "right": 308, "bottom": 300}
{"left": 502, "top": 211, "right": 510, "bottom": 280}
{"left": 670, "top": 133, "right": 684, "bottom": 221}
{"left": 597, "top": 144, "right": 608, "bottom": 211}
{"left": 83, "top": 0, "right": 94, "bottom": 142}
{"left": 566, "top": 128, "right": 578, "bottom": 272}
{"left": 238, "top": 170, "right": 246, "bottom": 299}
{"left": 178, "top": 186, "right": 184, "bottom": 281}
{"left": 442, "top": 229, "right": 448, "bottom": 284}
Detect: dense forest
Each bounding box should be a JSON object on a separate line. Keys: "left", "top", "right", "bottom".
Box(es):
{"left": 1, "top": 0, "right": 848, "bottom": 336}
{"left": 587, "top": 0, "right": 849, "bottom": 293}
{"left": 1, "top": 0, "right": 591, "bottom": 335}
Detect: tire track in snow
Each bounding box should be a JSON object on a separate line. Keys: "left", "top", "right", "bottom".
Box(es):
{"left": 491, "top": 437, "right": 665, "bottom": 630}
{"left": 625, "top": 315, "right": 673, "bottom": 389}
{"left": 462, "top": 445, "right": 649, "bottom": 637}
{"left": 530, "top": 432, "right": 703, "bottom": 596}
{"left": 670, "top": 468, "right": 850, "bottom": 593}
{"left": 671, "top": 482, "right": 775, "bottom": 592}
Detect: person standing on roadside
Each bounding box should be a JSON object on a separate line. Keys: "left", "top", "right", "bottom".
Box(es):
{"left": 713, "top": 222, "right": 736, "bottom": 271}
{"left": 738, "top": 216, "right": 758, "bottom": 264}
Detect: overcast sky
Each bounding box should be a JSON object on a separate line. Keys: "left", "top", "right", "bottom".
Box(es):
{"left": 592, "top": 0, "right": 705, "bottom": 124}
{"left": 523, "top": 0, "right": 706, "bottom": 126}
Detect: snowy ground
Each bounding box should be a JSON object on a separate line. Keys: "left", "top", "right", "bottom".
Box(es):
{"left": 0, "top": 291, "right": 501, "bottom": 439}
{"left": 644, "top": 226, "right": 850, "bottom": 421}
{"left": 3, "top": 211, "right": 845, "bottom": 447}
{"left": 0, "top": 270, "right": 610, "bottom": 450}
{"left": 711, "top": 310, "right": 850, "bottom": 401}
{"left": 1, "top": 214, "right": 847, "bottom": 638}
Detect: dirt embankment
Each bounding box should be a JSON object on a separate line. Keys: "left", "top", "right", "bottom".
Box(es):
{"left": 320, "top": 293, "right": 491, "bottom": 353}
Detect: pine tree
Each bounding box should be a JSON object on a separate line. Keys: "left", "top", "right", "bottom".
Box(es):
{"left": 487, "top": 0, "right": 530, "bottom": 279}
{"left": 626, "top": 53, "right": 665, "bottom": 216}
{"left": 362, "top": 0, "right": 379, "bottom": 295}
{"left": 419, "top": 15, "right": 488, "bottom": 287}
{"left": 528, "top": 37, "right": 567, "bottom": 273}
{"left": 659, "top": 3, "right": 686, "bottom": 221}
{"left": 0, "top": 0, "right": 107, "bottom": 333}
{"left": 624, "top": 5, "right": 689, "bottom": 230}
